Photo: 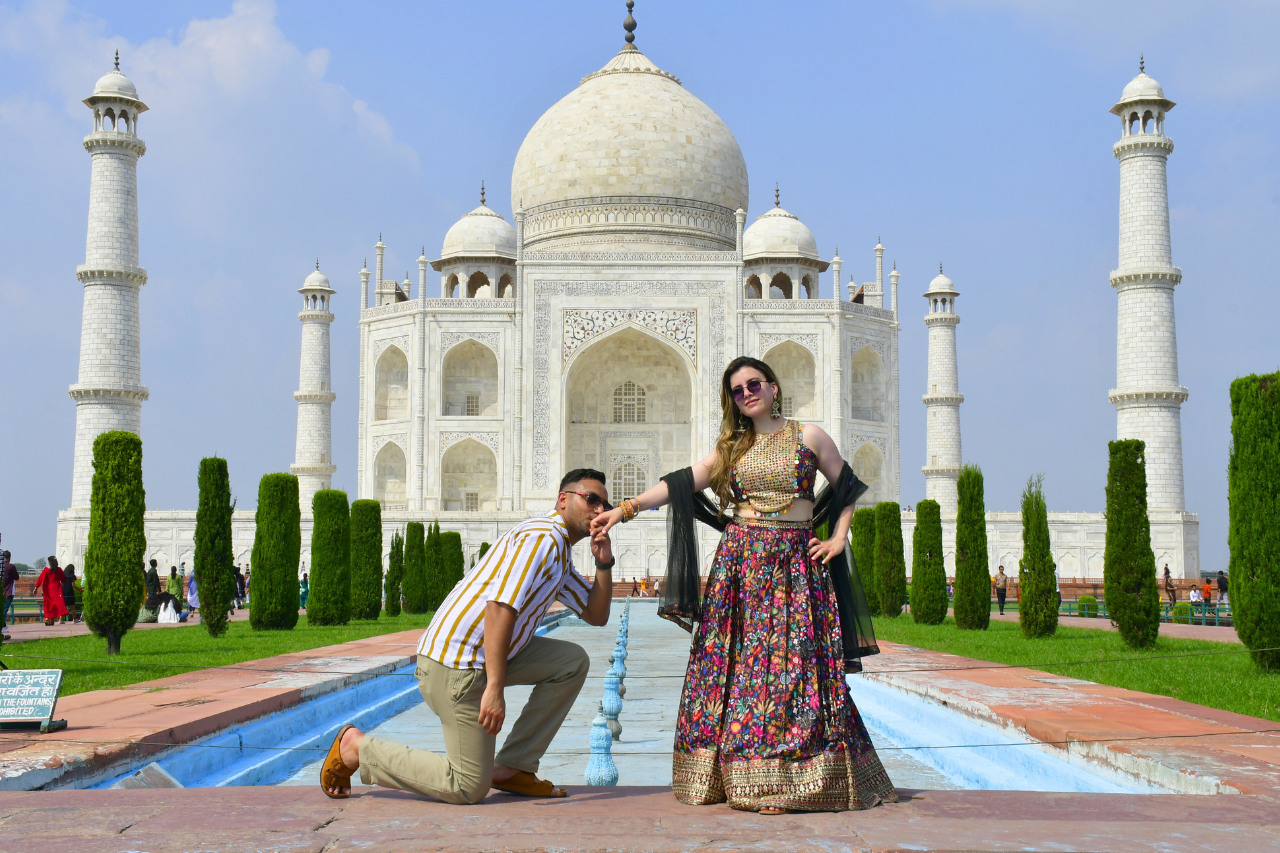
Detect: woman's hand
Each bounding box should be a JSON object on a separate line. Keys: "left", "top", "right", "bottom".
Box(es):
{"left": 808, "top": 535, "right": 845, "bottom": 565}
{"left": 590, "top": 507, "right": 624, "bottom": 538}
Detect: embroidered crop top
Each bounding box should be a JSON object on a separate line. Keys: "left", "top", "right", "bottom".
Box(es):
{"left": 730, "top": 420, "right": 818, "bottom": 516}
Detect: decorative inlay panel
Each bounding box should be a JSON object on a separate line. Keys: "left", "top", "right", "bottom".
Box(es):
{"left": 848, "top": 335, "right": 888, "bottom": 363}
{"left": 759, "top": 333, "right": 820, "bottom": 358}
{"left": 441, "top": 332, "right": 501, "bottom": 355}
{"left": 373, "top": 335, "right": 410, "bottom": 358}
{"left": 849, "top": 433, "right": 888, "bottom": 456}
{"left": 563, "top": 309, "right": 697, "bottom": 367}
{"left": 439, "top": 431, "right": 500, "bottom": 457}
{"left": 372, "top": 432, "right": 406, "bottom": 453}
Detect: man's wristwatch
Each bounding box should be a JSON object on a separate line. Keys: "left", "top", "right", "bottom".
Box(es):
{"left": 595, "top": 558, "right": 615, "bottom": 571}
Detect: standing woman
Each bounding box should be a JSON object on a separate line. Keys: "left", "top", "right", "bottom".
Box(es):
{"left": 62, "top": 565, "right": 81, "bottom": 623}
{"left": 187, "top": 570, "right": 200, "bottom": 618}
{"left": 34, "top": 557, "right": 68, "bottom": 627}
{"left": 592, "top": 356, "right": 894, "bottom": 814}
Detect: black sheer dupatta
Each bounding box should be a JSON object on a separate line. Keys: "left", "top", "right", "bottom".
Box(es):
{"left": 656, "top": 462, "right": 880, "bottom": 673}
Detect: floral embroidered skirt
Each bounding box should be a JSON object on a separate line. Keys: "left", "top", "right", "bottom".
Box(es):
{"left": 672, "top": 517, "right": 897, "bottom": 812}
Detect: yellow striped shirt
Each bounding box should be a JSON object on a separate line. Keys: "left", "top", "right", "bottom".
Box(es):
{"left": 416, "top": 513, "right": 592, "bottom": 669}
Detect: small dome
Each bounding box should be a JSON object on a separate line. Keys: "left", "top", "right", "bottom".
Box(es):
{"left": 301, "top": 266, "right": 333, "bottom": 293}
{"left": 92, "top": 69, "right": 139, "bottom": 101}
{"left": 441, "top": 204, "right": 516, "bottom": 260}
{"left": 925, "top": 269, "right": 956, "bottom": 296}
{"left": 743, "top": 207, "right": 818, "bottom": 261}
{"left": 1111, "top": 69, "right": 1175, "bottom": 115}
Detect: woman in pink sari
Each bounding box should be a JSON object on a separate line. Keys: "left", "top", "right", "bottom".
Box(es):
{"left": 34, "top": 556, "right": 68, "bottom": 626}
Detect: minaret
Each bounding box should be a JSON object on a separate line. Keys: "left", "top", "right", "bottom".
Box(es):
{"left": 1108, "top": 59, "right": 1187, "bottom": 513}
{"left": 923, "top": 266, "right": 963, "bottom": 516}
{"left": 69, "top": 55, "right": 149, "bottom": 509}
{"left": 291, "top": 263, "right": 337, "bottom": 514}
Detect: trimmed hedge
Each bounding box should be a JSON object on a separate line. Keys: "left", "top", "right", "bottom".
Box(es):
{"left": 954, "top": 464, "right": 991, "bottom": 631}
{"left": 350, "top": 500, "right": 383, "bottom": 621}
{"left": 307, "top": 490, "right": 351, "bottom": 626}
{"left": 82, "top": 431, "right": 146, "bottom": 655}
{"left": 1103, "top": 440, "right": 1160, "bottom": 649}
{"left": 402, "top": 521, "right": 428, "bottom": 614}
{"left": 194, "top": 457, "right": 236, "bottom": 638}
{"left": 385, "top": 529, "right": 404, "bottom": 617}
{"left": 425, "top": 521, "right": 444, "bottom": 610}
{"left": 874, "top": 502, "right": 906, "bottom": 617}
{"left": 440, "top": 531, "right": 464, "bottom": 602}
{"left": 249, "top": 473, "right": 301, "bottom": 631}
{"left": 1078, "top": 594, "right": 1098, "bottom": 618}
{"left": 852, "top": 508, "right": 879, "bottom": 617}
{"left": 1018, "top": 474, "right": 1058, "bottom": 639}
{"left": 1172, "top": 602, "right": 1192, "bottom": 625}
{"left": 1229, "top": 372, "right": 1280, "bottom": 670}
{"left": 911, "top": 500, "right": 947, "bottom": 625}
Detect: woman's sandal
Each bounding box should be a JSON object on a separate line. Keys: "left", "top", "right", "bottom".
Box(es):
{"left": 491, "top": 769, "right": 568, "bottom": 797}
{"left": 320, "top": 724, "right": 357, "bottom": 799}
{"left": 759, "top": 806, "right": 793, "bottom": 815}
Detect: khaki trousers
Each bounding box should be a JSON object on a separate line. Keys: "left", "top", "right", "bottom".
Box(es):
{"left": 358, "top": 635, "right": 589, "bottom": 804}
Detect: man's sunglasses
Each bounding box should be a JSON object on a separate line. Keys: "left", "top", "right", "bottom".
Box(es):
{"left": 730, "top": 378, "right": 768, "bottom": 402}
{"left": 562, "top": 490, "right": 613, "bottom": 512}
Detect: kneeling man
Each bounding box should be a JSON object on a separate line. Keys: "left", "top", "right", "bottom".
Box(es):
{"left": 321, "top": 468, "right": 617, "bottom": 802}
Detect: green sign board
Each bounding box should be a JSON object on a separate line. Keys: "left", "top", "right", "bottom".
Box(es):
{"left": 0, "top": 668, "right": 67, "bottom": 733}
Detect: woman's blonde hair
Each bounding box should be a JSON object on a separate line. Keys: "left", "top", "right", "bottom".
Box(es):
{"left": 708, "top": 356, "right": 783, "bottom": 510}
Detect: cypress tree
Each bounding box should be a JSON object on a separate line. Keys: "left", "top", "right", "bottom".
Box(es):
{"left": 874, "top": 502, "right": 906, "bottom": 617}
{"left": 424, "top": 521, "right": 445, "bottom": 609}
{"left": 953, "top": 464, "right": 991, "bottom": 630}
{"left": 402, "top": 521, "right": 428, "bottom": 613}
{"left": 350, "top": 500, "right": 383, "bottom": 621}
{"left": 1018, "top": 474, "right": 1059, "bottom": 638}
{"left": 911, "top": 500, "right": 947, "bottom": 624}
{"left": 307, "top": 490, "right": 351, "bottom": 626}
{"left": 194, "top": 457, "right": 236, "bottom": 638}
{"left": 852, "top": 508, "right": 879, "bottom": 616}
{"left": 249, "top": 473, "right": 301, "bottom": 630}
{"left": 440, "top": 531, "right": 464, "bottom": 602}
{"left": 82, "top": 431, "right": 146, "bottom": 655}
{"left": 385, "top": 529, "right": 404, "bottom": 617}
{"left": 478, "top": 541, "right": 491, "bottom": 563}
{"left": 1230, "top": 373, "right": 1280, "bottom": 670}
{"left": 1103, "top": 440, "right": 1161, "bottom": 649}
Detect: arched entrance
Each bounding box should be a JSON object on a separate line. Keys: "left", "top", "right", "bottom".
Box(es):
{"left": 763, "top": 341, "right": 817, "bottom": 420}
{"left": 441, "top": 439, "right": 498, "bottom": 512}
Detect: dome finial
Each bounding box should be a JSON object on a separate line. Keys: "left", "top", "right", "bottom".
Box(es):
{"left": 1139, "top": 53, "right": 1145, "bottom": 74}
{"left": 939, "top": 262, "right": 944, "bottom": 274}
{"left": 315, "top": 259, "right": 320, "bottom": 271}
{"left": 114, "top": 50, "right": 120, "bottom": 72}
{"left": 480, "top": 180, "right": 486, "bottom": 206}
{"left": 624, "top": 1, "right": 637, "bottom": 45}
{"left": 774, "top": 183, "right": 780, "bottom": 207}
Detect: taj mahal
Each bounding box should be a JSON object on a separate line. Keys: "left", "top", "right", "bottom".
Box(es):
{"left": 54, "top": 16, "right": 1198, "bottom": 581}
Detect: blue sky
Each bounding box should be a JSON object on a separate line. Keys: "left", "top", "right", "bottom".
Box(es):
{"left": 1, "top": 0, "right": 1276, "bottom": 571}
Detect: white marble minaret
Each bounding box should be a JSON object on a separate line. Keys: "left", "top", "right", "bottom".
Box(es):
{"left": 69, "top": 55, "right": 149, "bottom": 509}
{"left": 1108, "top": 60, "right": 1187, "bottom": 513}
{"left": 291, "top": 264, "right": 337, "bottom": 514}
{"left": 923, "top": 267, "right": 962, "bottom": 516}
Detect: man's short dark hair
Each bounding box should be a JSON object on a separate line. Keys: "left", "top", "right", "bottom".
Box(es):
{"left": 149, "top": 558, "right": 157, "bottom": 568}
{"left": 559, "top": 468, "right": 606, "bottom": 492}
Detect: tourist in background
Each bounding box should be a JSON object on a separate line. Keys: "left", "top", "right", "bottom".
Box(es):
{"left": 34, "top": 556, "right": 67, "bottom": 626}
{"left": 186, "top": 570, "right": 200, "bottom": 618}
{"left": 593, "top": 356, "right": 893, "bottom": 815}
{"left": 995, "top": 565, "right": 1008, "bottom": 615}
{"left": 1217, "top": 571, "right": 1229, "bottom": 606}
{"left": 1163, "top": 565, "right": 1176, "bottom": 607}
{"left": 300, "top": 573, "right": 309, "bottom": 610}
{"left": 61, "top": 564, "right": 81, "bottom": 623}
{"left": 1201, "top": 578, "right": 1214, "bottom": 607}
{"left": 145, "top": 559, "right": 162, "bottom": 600}
{"left": 165, "top": 566, "right": 182, "bottom": 610}
{"left": 234, "top": 566, "right": 246, "bottom": 609}
{"left": 2, "top": 550, "right": 18, "bottom": 639}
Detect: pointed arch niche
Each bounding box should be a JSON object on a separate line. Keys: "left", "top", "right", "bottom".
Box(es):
{"left": 564, "top": 326, "right": 694, "bottom": 482}
{"left": 374, "top": 346, "right": 409, "bottom": 421}
{"left": 441, "top": 439, "right": 498, "bottom": 512}
{"left": 850, "top": 346, "right": 886, "bottom": 422}
{"left": 374, "top": 442, "right": 407, "bottom": 507}
{"left": 763, "top": 340, "right": 817, "bottom": 419}
{"left": 442, "top": 340, "right": 500, "bottom": 417}
{"left": 852, "top": 443, "right": 884, "bottom": 508}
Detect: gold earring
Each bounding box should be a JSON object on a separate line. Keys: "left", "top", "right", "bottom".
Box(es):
{"left": 771, "top": 397, "right": 782, "bottom": 418}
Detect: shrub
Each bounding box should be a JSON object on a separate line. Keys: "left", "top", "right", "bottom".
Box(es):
{"left": 477, "top": 541, "right": 491, "bottom": 565}
{"left": 249, "top": 473, "right": 301, "bottom": 631}
{"left": 911, "top": 500, "right": 947, "bottom": 625}
{"left": 385, "top": 529, "right": 404, "bottom": 617}
{"left": 1103, "top": 440, "right": 1161, "bottom": 649}
{"left": 852, "top": 508, "right": 879, "bottom": 617}
{"left": 350, "top": 500, "right": 383, "bottom": 621}
{"left": 1229, "top": 372, "right": 1280, "bottom": 670}
{"left": 874, "top": 502, "right": 906, "bottom": 617}
{"left": 194, "top": 457, "right": 236, "bottom": 638}
{"left": 307, "top": 490, "right": 351, "bottom": 626}
{"left": 953, "top": 464, "right": 991, "bottom": 631}
{"left": 1018, "top": 474, "right": 1058, "bottom": 639}
{"left": 82, "top": 431, "right": 146, "bottom": 655}
{"left": 424, "top": 521, "right": 444, "bottom": 610}
{"left": 1078, "top": 594, "right": 1098, "bottom": 618}
{"left": 439, "top": 531, "right": 464, "bottom": 604}
{"left": 402, "top": 521, "right": 428, "bottom": 614}
{"left": 1171, "top": 602, "right": 1192, "bottom": 624}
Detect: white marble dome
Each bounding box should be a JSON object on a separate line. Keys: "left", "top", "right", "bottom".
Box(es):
{"left": 441, "top": 204, "right": 516, "bottom": 260}
{"left": 1112, "top": 69, "right": 1174, "bottom": 114}
{"left": 510, "top": 46, "right": 749, "bottom": 217}
{"left": 925, "top": 269, "right": 956, "bottom": 295}
{"left": 743, "top": 206, "right": 819, "bottom": 260}
{"left": 302, "top": 266, "right": 333, "bottom": 292}
{"left": 91, "top": 69, "right": 140, "bottom": 101}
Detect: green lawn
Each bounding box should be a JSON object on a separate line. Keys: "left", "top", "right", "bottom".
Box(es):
{"left": 871, "top": 616, "right": 1280, "bottom": 723}
{"left": 0, "top": 611, "right": 436, "bottom": 696}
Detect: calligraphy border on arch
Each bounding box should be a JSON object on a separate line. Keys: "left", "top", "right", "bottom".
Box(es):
{"left": 441, "top": 332, "right": 501, "bottom": 356}
{"left": 373, "top": 335, "right": 411, "bottom": 359}
{"left": 372, "top": 432, "right": 407, "bottom": 454}
{"left": 848, "top": 335, "right": 888, "bottom": 363}
{"left": 758, "top": 333, "right": 820, "bottom": 359}
{"left": 532, "top": 280, "right": 726, "bottom": 489}
{"left": 563, "top": 309, "right": 697, "bottom": 368}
